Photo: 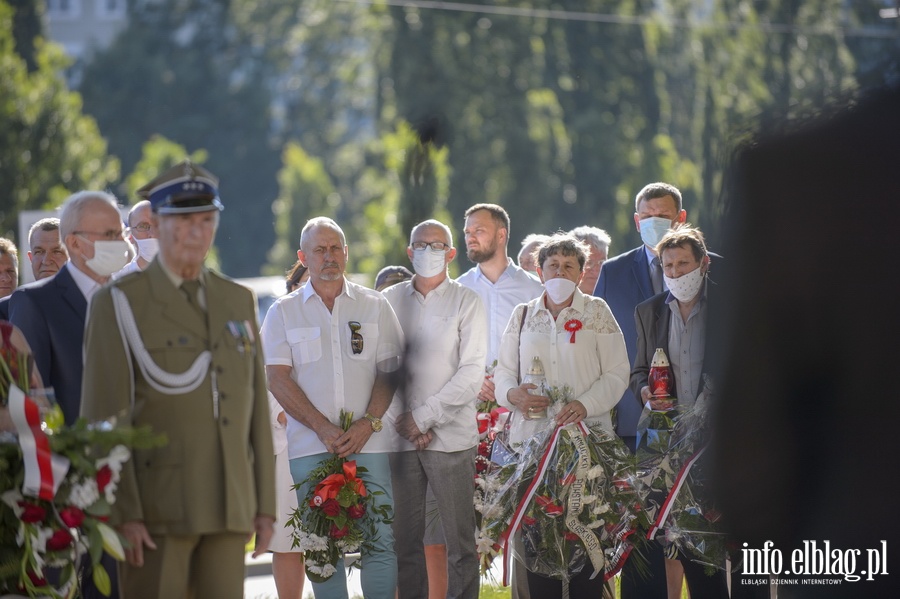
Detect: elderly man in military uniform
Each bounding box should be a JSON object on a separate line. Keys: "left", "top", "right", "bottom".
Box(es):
{"left": 80, "top": 161, "right": 276, "bottom": 599}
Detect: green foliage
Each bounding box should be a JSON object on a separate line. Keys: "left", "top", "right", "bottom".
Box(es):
{"left": 122, "top": 135, "right": 207, "bottom": 204}
{"left": 79, "top": 0, "right": 279, "bottom": 276}
{"left": 265, "top": 142, "right": 336, "bottom": 275}
{"left": 0, "top": 0, "right": 118, "bottom": 240}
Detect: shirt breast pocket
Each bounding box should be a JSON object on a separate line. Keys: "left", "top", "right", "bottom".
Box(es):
{"left": 287, "top": 327, "right": 323, "bottom": 365}
{"left": 427, "top": 315, "right": 458, "bottom": 353}
{"left": 347, "top": 322, "right": 378, "bottom": 361}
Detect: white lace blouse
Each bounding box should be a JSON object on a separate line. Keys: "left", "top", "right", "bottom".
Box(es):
{"left": 493, "top": 289, "right": 630, "bottom": 442}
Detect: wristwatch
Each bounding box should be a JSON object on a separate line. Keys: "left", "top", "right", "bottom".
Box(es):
{"left": 364, "top": 413, "right": 383, "bottom": 433}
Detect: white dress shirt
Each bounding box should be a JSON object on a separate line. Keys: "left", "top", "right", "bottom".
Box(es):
{"left": 260, "top": 278, "right": 404, "bottom": 459}
{"left": 383, "top": 277, "right": 487, "bottom": 452}
{"left": 456, "top": 258, "right": 543, "bottom": 366}
{"left": 66, "top": 261, "right": 101, "bottom": 302}
{"left": 493, "top": 289, "right": 630, "bottom": 443}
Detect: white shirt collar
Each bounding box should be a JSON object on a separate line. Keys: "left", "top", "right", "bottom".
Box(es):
{"left": 66, "top": 262, "right": 100, "bottom": 300}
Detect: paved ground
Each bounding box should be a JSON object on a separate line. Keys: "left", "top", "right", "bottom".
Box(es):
{"left": 243, "top": 553, "right": 363, "bottom": 599}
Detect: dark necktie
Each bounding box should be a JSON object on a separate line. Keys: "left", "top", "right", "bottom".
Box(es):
{"left": 181, "top": 280, "right": 204, "bottom": 316}
{"left": 651, "top": 256, "right": 664, "bottom": 295}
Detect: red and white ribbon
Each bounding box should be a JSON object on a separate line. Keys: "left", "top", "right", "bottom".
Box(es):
{"left": 647, "top": 444, "right": 707, "bottom": 540}
{"left": 9, "top": 384, "right": 70, "bottom": 500}
{"left": 500, "top": 422, "right": 591, "bottom": 585}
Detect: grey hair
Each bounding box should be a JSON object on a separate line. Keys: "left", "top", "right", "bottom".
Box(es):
{"left": 300, "top": 217, "right": 346, "bottom": 249}
{"left": 569, "top": 226, "right": 611, "bottom": 252}
{"left": 410, "top": 219, "right": 453, "bottom": 247}
{"left": 127, "top": 200, "right": 152, "bottom": 226}
{"left": 59, "top": 191, "right": 120, "bottom": 243}
{"left": 28, "top": 217, "right": 61, "bottom": 247}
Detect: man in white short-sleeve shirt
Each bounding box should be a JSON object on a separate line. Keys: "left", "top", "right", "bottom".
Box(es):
{"left": 261, "top": 216, "right": 403, "bottom": 598}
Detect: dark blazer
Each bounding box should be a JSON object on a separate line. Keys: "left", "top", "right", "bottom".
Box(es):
{"left": 629, "top": 283, "right": 717, "bottom": 403}
{"left": 0, "top": 295, "right": 9, "bottom": 321}
{"left": 592, "top": 245, "right": 655, "bottom": 438}
{"left": 9, "top": 265, "right": 88, "bottom": 425}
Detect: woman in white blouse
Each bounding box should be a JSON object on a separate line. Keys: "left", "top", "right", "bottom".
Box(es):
{"left": 493, "top": 233, "right": 630, "bottom": 598}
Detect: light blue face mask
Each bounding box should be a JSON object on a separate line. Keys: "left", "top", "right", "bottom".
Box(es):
{"left": 639, "top": 217, "right": 674, "bottom": 248}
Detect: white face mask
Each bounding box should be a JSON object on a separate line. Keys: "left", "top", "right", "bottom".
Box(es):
{"left": 543, "top": 277, "right": 577, "bottom": 304}
{"left": 135, "top": 237, "right": 159, "bottom": 262}
{"left": 639, "top": 217, "right": 674, "bottom": 249}
{"left": 411, "top": 248, "right": 447, "bottom": 278}
{"left": 664, "top": 264, "right": 705, "bottom": 302}
{"left": 83, "top": 239, "right": 130, "bottom": 277}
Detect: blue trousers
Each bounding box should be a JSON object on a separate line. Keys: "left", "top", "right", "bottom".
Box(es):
{"left": 290, "top": 452, "right": 396, "bottom": 599}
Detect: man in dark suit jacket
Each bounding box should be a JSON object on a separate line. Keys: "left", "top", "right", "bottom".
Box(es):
{"left": 629, "top": 225, "right": 730, "bottom": 598}
{"left": 9, "top": 192, "right": 128, "bottom": 425}
{"left": 9, "top": 191, "right": 129, "bottom": 599}
{"left": 593, "top": 182, "right": 686, "bottom": 599}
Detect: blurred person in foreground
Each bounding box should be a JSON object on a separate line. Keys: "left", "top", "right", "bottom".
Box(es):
{"left": 569, "top": 226, "right": 610, "bottom": 296}
{"left": 493, "top": 233, "right": 629, "bottom": 598}
{"left": 711, "top": 85, "right": 900, "bottom": 598}
{"left": 384, "top": 219, "right": 486, "bottom": 599}
{"left": 261, "top": 216, "right": 404, "bottom": 599}
{"left": 79, "top": 161, "right": 276, "bottom": 598}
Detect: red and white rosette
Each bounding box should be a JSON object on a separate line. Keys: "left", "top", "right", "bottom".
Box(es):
{"left": 564, "top": 319, "right": 582, "bottom": 344}
{"left": 8, "top": 384, "right": 70, "bottom": 500}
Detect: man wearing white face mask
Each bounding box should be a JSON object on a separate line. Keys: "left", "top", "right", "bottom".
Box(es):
{"left": 591, "top": 182, "right": 686, "bottom": 599}
{"left": 115, "top": 200, "right": 158, "bottom": 277}
{"left": 10, "top": 191, "right": 129, "bottom": 425}
{"left": 383, "top": 219, "right": 487, "bottom": 599}
{"left": 630, "top": 225, "right": 730, "bottom": 599}
{"left": 9, "top": 191, "right": 128, "bottom": 599}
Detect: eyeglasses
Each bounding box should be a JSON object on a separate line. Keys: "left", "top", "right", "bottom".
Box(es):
{"left": 74, "top": 230, "right": 124, "bottom": 241}
{"left": 410, "top": 241, "right": 449, "bottom": 252}
{"left": 348, "top": 321, "right": 364, "bottom": 355}
{"left": 130, "top": 223, "right": 152, "bottom": 233}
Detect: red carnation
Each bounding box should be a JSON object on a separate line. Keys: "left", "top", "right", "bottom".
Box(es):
{"left": 46, "top": 528, "right": 74, "bottom": 551}
{"left": 475, "top": 458, "right": 488, "bottom": 474}
{"left": 565, "top": 532, "right": 580, "bottom": 541}
{"left": 26, "top": 570, "right": 48, "bottom": 587}
{"left": 96, "top": 465, "right": 113, "bottom": 493}
{"left": 347, "top": 504, "right": 366, "bottom": 519}
{"left": 478, "top": 441, "right": 491, "bottom": 457}
{"left": 321, "top": 498, "right": 341, "bottom": 517}
{"left": 59, "top": 506, "right": 85, "bottom": 528}
{"left": 330, "top": 523, "right": 350, "bottom": 539}
{"left": 18, "top": 501, "right": 47, "bottom": 524}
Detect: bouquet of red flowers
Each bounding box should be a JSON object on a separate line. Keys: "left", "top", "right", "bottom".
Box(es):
{"left": 476, "top": 386, "right": 647, "bottom": 588}
{"left": 0, "top": 322, "right": 163, "bottom": 598}
{"left": 288, "top": 410, "right": 392, "bottom": 582}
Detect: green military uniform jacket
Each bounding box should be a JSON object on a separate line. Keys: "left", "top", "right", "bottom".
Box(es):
{"left": 80, "top": 260, "right": 276, "bottom": 535}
